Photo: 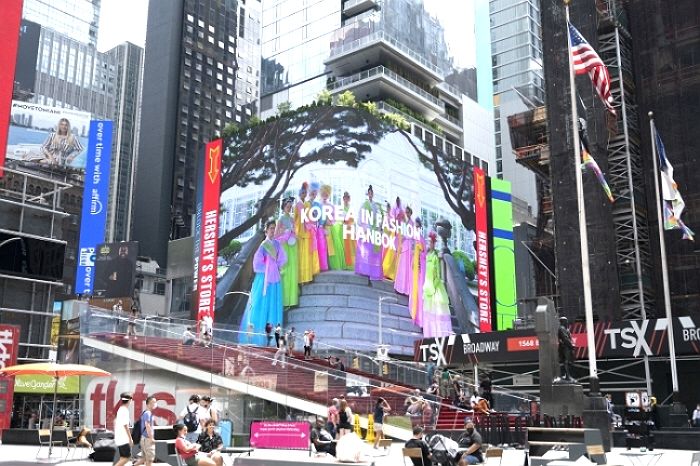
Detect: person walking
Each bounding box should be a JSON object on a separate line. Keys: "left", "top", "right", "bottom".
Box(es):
{"left": 327, "top": 398, "right": 339, "bottom": 439}
{"left": 180, "top": 395, "right": 203, "bottom": 442}
{"left": 303, "top": 331, "right": 311, "bottom": 359}
{"left": 286, "top": 327, "right": 296, "bottom": 356}
{"left": 373, "top": 397, "right": 391, "bottom": 449}
{"left": 337, "top": 399, "right": 353, "bottom": 438}
{"left": 274, "top": 323, "right": 282, "bottom": 348}
{"left": 265, "top": 322, "right": 273, "bottom": 347}
{"left": 134, "top": 396, "right": 157, "bottom": 466}
{"left": 308, "top": 330, "right": 316, "bottom": 357}
{"left": 114, "top": 393, "right": 134, "bottom": 466}
{"left": 272, "top": 337, "right": 287, "bottom": 368}
{"left": 693, "top": 403, "right": 700, "bottom": 427}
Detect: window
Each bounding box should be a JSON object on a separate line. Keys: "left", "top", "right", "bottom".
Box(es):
{"left": 187, "top": 14, "right": 194, "bottom": 22}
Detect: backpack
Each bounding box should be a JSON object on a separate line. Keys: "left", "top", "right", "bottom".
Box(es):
{"left": 131, "top": 411, "right": 143, "bottom": 444}
{"left": 183, "top": 406, "right": 199, "bottom": 432}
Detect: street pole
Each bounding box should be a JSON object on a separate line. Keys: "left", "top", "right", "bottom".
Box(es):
{"left": 565, "top": 0, "right": 599, "bottom": 393}
{"left": 648, "top": 113, "right": 680, "bottom": 399}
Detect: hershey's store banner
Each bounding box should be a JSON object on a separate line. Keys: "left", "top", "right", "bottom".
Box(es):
{"left": 414, "top": 317, "right": 700, "bottom": 365}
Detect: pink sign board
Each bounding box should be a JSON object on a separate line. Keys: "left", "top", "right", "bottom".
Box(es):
{"left": 249, "top": 421, "right": 310, "bottom": 450}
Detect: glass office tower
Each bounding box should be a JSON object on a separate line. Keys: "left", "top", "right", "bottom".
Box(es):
{"left": 22, "top": 0, "right": 100, "bottom": 45}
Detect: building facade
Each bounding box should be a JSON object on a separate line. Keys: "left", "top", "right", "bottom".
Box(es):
{"left": 22, "top": 0, "right": 100, "bottom": 46}
{"left": 105, "top": 42, "right": 144, "bottom": 242}
{"left": 489, "top": 0, "right": 543, "bottom": 219}
{"left": 133, "top": 0, "right": 261, "bottom": 264}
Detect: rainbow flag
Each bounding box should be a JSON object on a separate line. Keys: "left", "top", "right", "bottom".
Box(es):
{"left": 580, "top": 133, "right": 614, "bottom": 203}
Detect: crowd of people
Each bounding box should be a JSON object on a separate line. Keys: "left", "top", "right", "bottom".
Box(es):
{"left": 112, "top": 392, "right": 224, "bottom": 466}
{"left": 239, "top": 183, "right": 455, "bottom": 345}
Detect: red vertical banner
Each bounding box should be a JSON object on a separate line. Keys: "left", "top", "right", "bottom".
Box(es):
{"left": 0, "top": 0, "right": 23, "bottom": 177}
{"left": 196, "top": 139, "right": 223, "bottom": 327}
{"left": 474, "top": 167, "right": 492, "bottom": 332}
{"left": 0, "top": 325, "right": 20, "bottom": 433}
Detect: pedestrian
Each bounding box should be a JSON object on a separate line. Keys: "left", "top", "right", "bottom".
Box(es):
{"left": 308, "top": 330, "right": 316, "bottom": 357}
{"left": 201, "top": 396, "right": 218, "bottom": 424}
{"left": 265, "top": 322, "right": 273, "bottom": 346}
{"left": 693, "top": 403, "right": 700, "bottom": 427}
{"left": 327, "top": 398, "right": 339, "bottom": 439}
{"left": 373, "top": 397, "right": 391, "bottom": 449}
{"left": 456, "top": 421, "right": 484, "bottom": 465}
{"left": 286, "top": 327, "right": 296, "bottom": 356}
{"left": 126, "top": 305, "right": 138, "bottom": 339}
{"left": 134, "top": 396, "right": 157, "bottom": 466}
{"left": 337, "top": 399, "right": 353, "bottom": 438}
{"left": 303, "top": 331, "right": 311, "bottom": 359}
{"left": 274, "top": 323, "right": 282, "bottom": 348}
{"left": 114, "top": 392, "right": 134, "bottom": 466}
{"left": 180, "top": 394, "right": 203, "bottom": 442}
{"left": 272, "top": 336, "right": 287, "bottom": 368}
{"left": 404, "top": 426, "right": 431, "bottom": 466}
{"left": 440, "top": 369, "right": 451, "bottom": 398}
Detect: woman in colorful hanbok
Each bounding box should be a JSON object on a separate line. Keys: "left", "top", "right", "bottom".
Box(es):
{"left": 309, "top": 181, "right": 327, "bottom": 272}
{"left": 408, "top": 218, "right": 426, "bottom": 327}
{"left": 295, "top": 182, "right": 315, "bottom": 284}
{"left": 422, "top": 232, "right": 453, "bottom": 337}
{"left": 355, "top": 185, "right": 383, "bottom": 280}
{"left": 382, "top": 197, "right": 404, "bottom": 280}
{"left": 240, "top": 220, "right": 287, "bottom": 345}
{"left": 341, "top": 191, "right": 356, "bottom": 270}
{"left": 326, "top": 185, "right": 346, "bottom": 270}
{"left": 276, "top": 197, "right": 299, "bottom": 307}
{"left": 394, "top": 205, "right": 414, "bottom": 294}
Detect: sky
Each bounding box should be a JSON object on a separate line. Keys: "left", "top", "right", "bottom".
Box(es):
{"left": 424, "top": 0, "right": 477, "bottom": 69}
{"left": 97, "top": 0, "right": 149, "bottom": 52}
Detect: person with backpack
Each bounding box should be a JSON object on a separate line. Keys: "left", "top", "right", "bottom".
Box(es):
{"left": 133, "top": 396, "right": 157, "bottom": 466}
{"left": 114, "top": 392, "right": 134, "bottom": 466}
{"left": 180, "top": 395, "right": 203, "bottom": 442}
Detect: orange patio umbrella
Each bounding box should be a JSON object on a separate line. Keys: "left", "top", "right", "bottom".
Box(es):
{"left": 0, "top": 363, "right": 111, "bottom": 457}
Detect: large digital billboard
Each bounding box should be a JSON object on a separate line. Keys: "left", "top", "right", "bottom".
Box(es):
{"left": 93, "top": 241, "right": 138, "bottom": 299}
{"left": 0, "top": 231, "right": 66, "bottom": 281}
{"left": 0, "top": 0, "right": 23, "bottom": 176}
{"left": 5, "top": 100, "right": 91, "bottom": 170}
{"left": 209, "top": 106, "right": 515, "bottom": 355}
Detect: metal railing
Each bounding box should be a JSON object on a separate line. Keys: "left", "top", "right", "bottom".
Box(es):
{"left": 328, "top": 65, "right": 445, "bottom": 109}
{"left": 328, "top": 30, "right": 444, "bottom": 78}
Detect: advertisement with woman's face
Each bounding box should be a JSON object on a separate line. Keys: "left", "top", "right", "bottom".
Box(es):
{"left": 5, "top": 100, "right": 91, "bottom": 170}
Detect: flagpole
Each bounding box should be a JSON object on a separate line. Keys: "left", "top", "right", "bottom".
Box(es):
{"left": 565, "top": 0, "right": 599, "bottom": 393}
{"left": 648, "top": 112, "right": 680, "bottom": 399}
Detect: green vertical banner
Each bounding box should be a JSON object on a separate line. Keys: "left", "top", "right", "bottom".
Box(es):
{"left": 489, "top": 178, "right": 517, "bottom": 330}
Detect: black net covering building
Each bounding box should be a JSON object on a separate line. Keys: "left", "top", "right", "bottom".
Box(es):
{"left": 537, "top": 0, "right": 700, "bottom": 321}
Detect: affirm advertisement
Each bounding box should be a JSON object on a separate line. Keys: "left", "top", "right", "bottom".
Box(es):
{"left": 75, "top": 121, "right": 113, "bottom": 295}
{"left": 211, "top": 106, "right": 514, "bottom": 355}
{"left": 6, "top": 100, "right": 91, "bottom": 170}
{"left": 415, "top": 316, "right": 700, "bottom": 365}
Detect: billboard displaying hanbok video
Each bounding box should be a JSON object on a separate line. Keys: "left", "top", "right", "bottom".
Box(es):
{"left": 5, "top": 100, "right": 91, "bottom": 170}
{"left": 206, "top": 106, "right": 515, "bottom": 356}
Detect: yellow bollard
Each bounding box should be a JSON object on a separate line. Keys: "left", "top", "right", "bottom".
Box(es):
{"left": 365, "top": 414, "right": 375, "bottom": 443}
{"left": 353, "top": 413, "right": 363, "bottom": 438}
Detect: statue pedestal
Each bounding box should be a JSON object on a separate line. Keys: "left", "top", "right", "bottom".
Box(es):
{"left": 541, "top": 383, "right": 585, "bottom": 417}
{"left": 583, "top": 393, "right": 612, "bottom": 452}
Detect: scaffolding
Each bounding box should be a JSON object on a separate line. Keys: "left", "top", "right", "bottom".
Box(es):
{"left": 596, "top": 0, "right": 655, "bottom": 320}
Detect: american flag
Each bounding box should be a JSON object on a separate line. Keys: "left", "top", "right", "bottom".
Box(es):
{"left": 568, "top": 22, "right": 616, "bottom": 115}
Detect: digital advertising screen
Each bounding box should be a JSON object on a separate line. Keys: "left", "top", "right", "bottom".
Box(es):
{"left": 93, "top": 241, "right": 138, "bottom": 299}
{"left": 5, "top": 100, "right": 91, "bottom": 170}
{"left": 204, "top": 106, "right": 515, "bottom": 356}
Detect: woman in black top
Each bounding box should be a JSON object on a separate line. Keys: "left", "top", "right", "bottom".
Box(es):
{"left": 337, "top": 399, "right": 353, "bottom": 438}
{"left": 196, "top": 420, "right": 224, "bottom": 465}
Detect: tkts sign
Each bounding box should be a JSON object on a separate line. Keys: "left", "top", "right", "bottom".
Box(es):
{"left": 0, "top": 325, "right": 20, "bottom": 433}
{"left": 414, "top": 317, "right": 700, "bottom": 365}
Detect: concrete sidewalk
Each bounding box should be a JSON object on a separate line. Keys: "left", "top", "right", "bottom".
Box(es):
{"left": 0, "top": 443, "right": 696, "bottom": 465}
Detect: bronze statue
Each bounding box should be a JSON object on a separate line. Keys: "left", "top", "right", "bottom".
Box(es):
{"left": 558, "top": 316, "right": 576, "bottom": 382}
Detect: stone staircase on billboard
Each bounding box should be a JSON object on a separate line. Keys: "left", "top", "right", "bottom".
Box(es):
{"left": 285, "top": 270, "right": 421, "bottom": 356}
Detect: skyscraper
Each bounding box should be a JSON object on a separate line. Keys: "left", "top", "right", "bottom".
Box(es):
{"left": 132, "top": 0, "right": 262, "bottom": 264}
{"left": 106, "top": 42, "right": 144, "bottom": 242}
{"left": 261, "top": 0, "right": 493, "bottom": 168}
{"left": 489, "top": 0, "right": 544, "bottom": 221}
{"left": 22, "top": 0, "right": 100, "bottom": 46}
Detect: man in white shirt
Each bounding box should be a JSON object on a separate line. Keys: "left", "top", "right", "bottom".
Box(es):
{"left": 179, "top": 394, "right": 204, "bottom": 442}
{"left": 114, "top": 392, "right": 133, "bottom": 466}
